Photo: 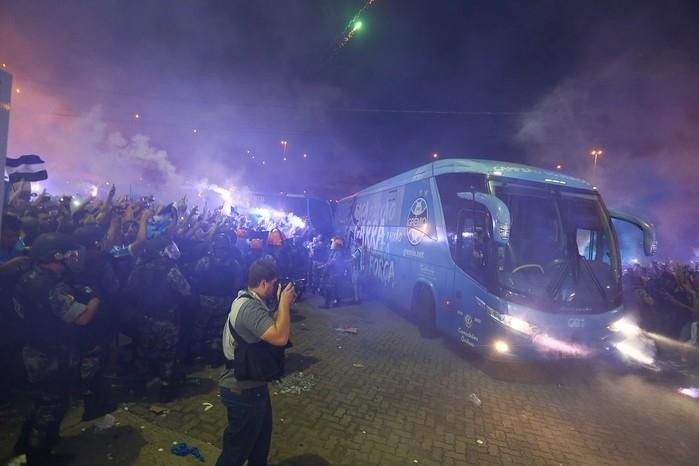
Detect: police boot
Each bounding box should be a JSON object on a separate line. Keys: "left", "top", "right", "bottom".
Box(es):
{"left": 82, "top": 393, "right": 118, "bottom": 422}
{"left": 158, "top": 382, "right": 175, "bottom": 403}
{"left": 26, "top": 448, "right": 74, "bottom": 466}
{"left": 209, "top": 347, "right": 225, "bottom": 369}
{"left": 130, "top": 377, "right": 148, "bottom": 398}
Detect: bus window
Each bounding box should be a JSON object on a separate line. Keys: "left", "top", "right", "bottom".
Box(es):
{"left": 577, "top": 228, "right": 611, "bottom": 265}
{"left": 437, "top": 173, "right": 488, "bottom": 240}
{"left": 490, "top": 179, "right": 621, "bottom": 310}
{"left": 309, "top": 198, "right": 333, "bottom": 236}
{"left": 455, "top": 206, "right": 489, "bottom": 283}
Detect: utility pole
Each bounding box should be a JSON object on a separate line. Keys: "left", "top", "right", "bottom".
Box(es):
{"left": 0, "top": 69, "right": 13, "bottom": 233}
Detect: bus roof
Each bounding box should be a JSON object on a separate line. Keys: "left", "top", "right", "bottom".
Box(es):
{"left": 347, "top": 158, "right": 595, "bottom": 198}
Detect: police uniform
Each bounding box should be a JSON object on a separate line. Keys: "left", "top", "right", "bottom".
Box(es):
{"left": 127, "top": 240, "right": 191, "bottom": 400}
{"left": 320, "top": 245, "right": 344, "bottom": 307}
{"left": 13, "top": 264, "right": 86, "bottom": 460}
{"left": 192, "top": 249, "right": 242, "bottom": 364}
{"left": 69, "top": 226, "right": 120, "bottom": 420}
{"left": 310, "top": 239, "right": 329, "bottom": 293}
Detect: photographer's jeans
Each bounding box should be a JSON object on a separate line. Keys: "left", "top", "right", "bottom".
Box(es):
{"left": 216, "top": 385, "right": 272, "bottom": 466}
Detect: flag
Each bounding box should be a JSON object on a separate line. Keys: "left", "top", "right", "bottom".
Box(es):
{"left": 5, "top": 154, "right": 48, "bottom": 183}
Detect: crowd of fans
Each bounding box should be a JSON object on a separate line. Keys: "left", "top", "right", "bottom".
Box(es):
{"left": 624, "top": 260, "right": 699, "bottom": 361}
{"left": 0, "top": 182, "right": 366, "bottom": 463}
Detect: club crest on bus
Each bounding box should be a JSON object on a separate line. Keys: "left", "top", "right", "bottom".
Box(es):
{"left": 407, "top": 197, "right": 428, "bottom": 246}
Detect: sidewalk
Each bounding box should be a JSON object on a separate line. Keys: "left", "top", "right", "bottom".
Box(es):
{"left": 2, "top": 402, "right": 221, "bottom": 466}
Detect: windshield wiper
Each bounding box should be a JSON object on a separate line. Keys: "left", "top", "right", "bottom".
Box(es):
{"left": 546, "top": 254, "right": 609, "bottom": 304}
{"left": 579, "top": 256, "right": 609, "bottom": 303}
{"left": 546, "top": 257, "right": 572, "bottom": 301}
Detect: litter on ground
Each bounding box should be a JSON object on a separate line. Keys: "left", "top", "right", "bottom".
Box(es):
{"left": 171, "top": 442, "right": 205, "bottom": 462}
{"left": 274, "top": 371, "right": 317, "bottom": 395}
{"left": 94, "top": 414, "right": 116, "bottom": 432}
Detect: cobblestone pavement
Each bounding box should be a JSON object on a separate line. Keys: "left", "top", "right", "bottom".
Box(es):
{"left": 3, "top": 295, "right": 699, "bottom": 465}
{"left": 126, "top": 295, "right": 699, "bottom": 466}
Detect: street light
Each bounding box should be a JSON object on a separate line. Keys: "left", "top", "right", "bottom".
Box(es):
{"left": 281, "top": 140, "right": 288, "bottom": 159}
{"left": 590, "top": 149, "right": 603, "bottom": 167}
{"left": 555, "top": 164, "right": 563, "bottom": 170}
{"left": 432, "top": 152, "right": 439, "bottom": 159}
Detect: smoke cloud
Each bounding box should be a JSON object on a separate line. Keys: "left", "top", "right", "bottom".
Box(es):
{"left": 516, "top": 49, "right": 699, "bottom": 261}
{"left": 1, "top": 0, "right": 378, "bottom": 205}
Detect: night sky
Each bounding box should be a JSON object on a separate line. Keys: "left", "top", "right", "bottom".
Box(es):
{"left": 2, "top": 0, "right": 698, "bottom": 258}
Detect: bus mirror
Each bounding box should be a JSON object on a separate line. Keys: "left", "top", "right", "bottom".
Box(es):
{"left": 609, "top": 210, "right": 657, "bottom": 256}
{"left": 457, "top": 192, "right": 511, "bottom": 244}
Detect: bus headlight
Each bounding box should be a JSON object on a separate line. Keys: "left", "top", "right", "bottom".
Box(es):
{"left": 506, "top": 316, "right": 534, "bottom": 335}
{"left": 487, "top": 307, "right": 536, "bottom": 336}
{"left": 608, "top": 317, "right": 641, "bottom": 337}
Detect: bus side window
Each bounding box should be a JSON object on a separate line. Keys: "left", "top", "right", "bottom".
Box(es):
{"left": 456, "top": 207, "right": 489, "bottom": 282}
{"left": 436, "top": 173, "right": 488, "bottom": 258}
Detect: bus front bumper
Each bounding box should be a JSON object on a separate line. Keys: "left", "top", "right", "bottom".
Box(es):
{"left": 485, "top": 320, "right": 657, "bottom": 368}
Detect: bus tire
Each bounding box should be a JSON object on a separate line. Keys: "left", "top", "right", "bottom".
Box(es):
{"left": 413, "top": 286, "right": 438, "bottom": 339}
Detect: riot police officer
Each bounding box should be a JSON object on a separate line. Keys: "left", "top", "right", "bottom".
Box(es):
{"left": 191, "top": 233, "right": 243, "bottom": 367}
{"left": 69, "top": 225, "right": 120, "bottom": 420}
{"left": 13, "top": 233, "right": 101, "bottom": 466}
{"left": 127, "top": 236, "right": 191, "bottom": 402}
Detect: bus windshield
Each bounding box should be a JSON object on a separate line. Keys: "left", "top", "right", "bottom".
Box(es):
{"left": 489, "top": 179, "right": 621, "bottom": 312}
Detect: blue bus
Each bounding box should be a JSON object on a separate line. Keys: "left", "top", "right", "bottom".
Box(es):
{"left": 334, "top": 159, "right": 657, "bottom": 363}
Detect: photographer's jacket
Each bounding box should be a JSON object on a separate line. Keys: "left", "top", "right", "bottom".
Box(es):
{"left": 220, "top": 289, "right": 275, "bottom": 391}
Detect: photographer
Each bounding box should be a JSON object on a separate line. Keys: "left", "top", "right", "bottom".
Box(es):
{"left": 216, "top": 259, "right": 296, "bottom": 466}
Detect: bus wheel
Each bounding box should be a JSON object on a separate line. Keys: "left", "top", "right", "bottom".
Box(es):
{"left": 413, "top": 286, "right": 438, "bottom": 339}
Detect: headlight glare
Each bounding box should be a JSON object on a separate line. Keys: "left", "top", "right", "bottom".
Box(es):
{"left": 609, "top": 317, "right": 641, "bottom": 337}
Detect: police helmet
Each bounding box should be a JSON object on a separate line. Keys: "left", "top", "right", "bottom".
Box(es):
{"left": 211, "top": 233, "right": 231, "bottom": 251}
{"left": 143, "top": 236, "right": 181, "bottom": 260}
{"left": 73, "top": 225, "right": 105, "bottom": 249}
{"left": 31, "top": 232, "right": 78, "bottom": 263}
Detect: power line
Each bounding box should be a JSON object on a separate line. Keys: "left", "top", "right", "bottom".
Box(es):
{"left": 10, "top": 108, "right": 321, "bottom": 136}
{"left": 13, "top": 75, "right": 544, "bottom": 117}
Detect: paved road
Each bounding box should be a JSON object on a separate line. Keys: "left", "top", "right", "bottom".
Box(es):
{"left": 2, "top": 295, "right": 699, "bottom": 465}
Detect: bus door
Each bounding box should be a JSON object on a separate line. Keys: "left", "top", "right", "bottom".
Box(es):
{"left": 450, "top": 204, "right": 491, "bottom": 348}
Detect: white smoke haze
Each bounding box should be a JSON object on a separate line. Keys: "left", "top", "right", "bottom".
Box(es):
{"left": 10, "top": 101, "right": 187, "bottom": 200}
{"left": 516, "top": 55, "right": 699, "bottom": 260}
{"left": 1, "top": 0, "right": 375, "bottom": 207}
